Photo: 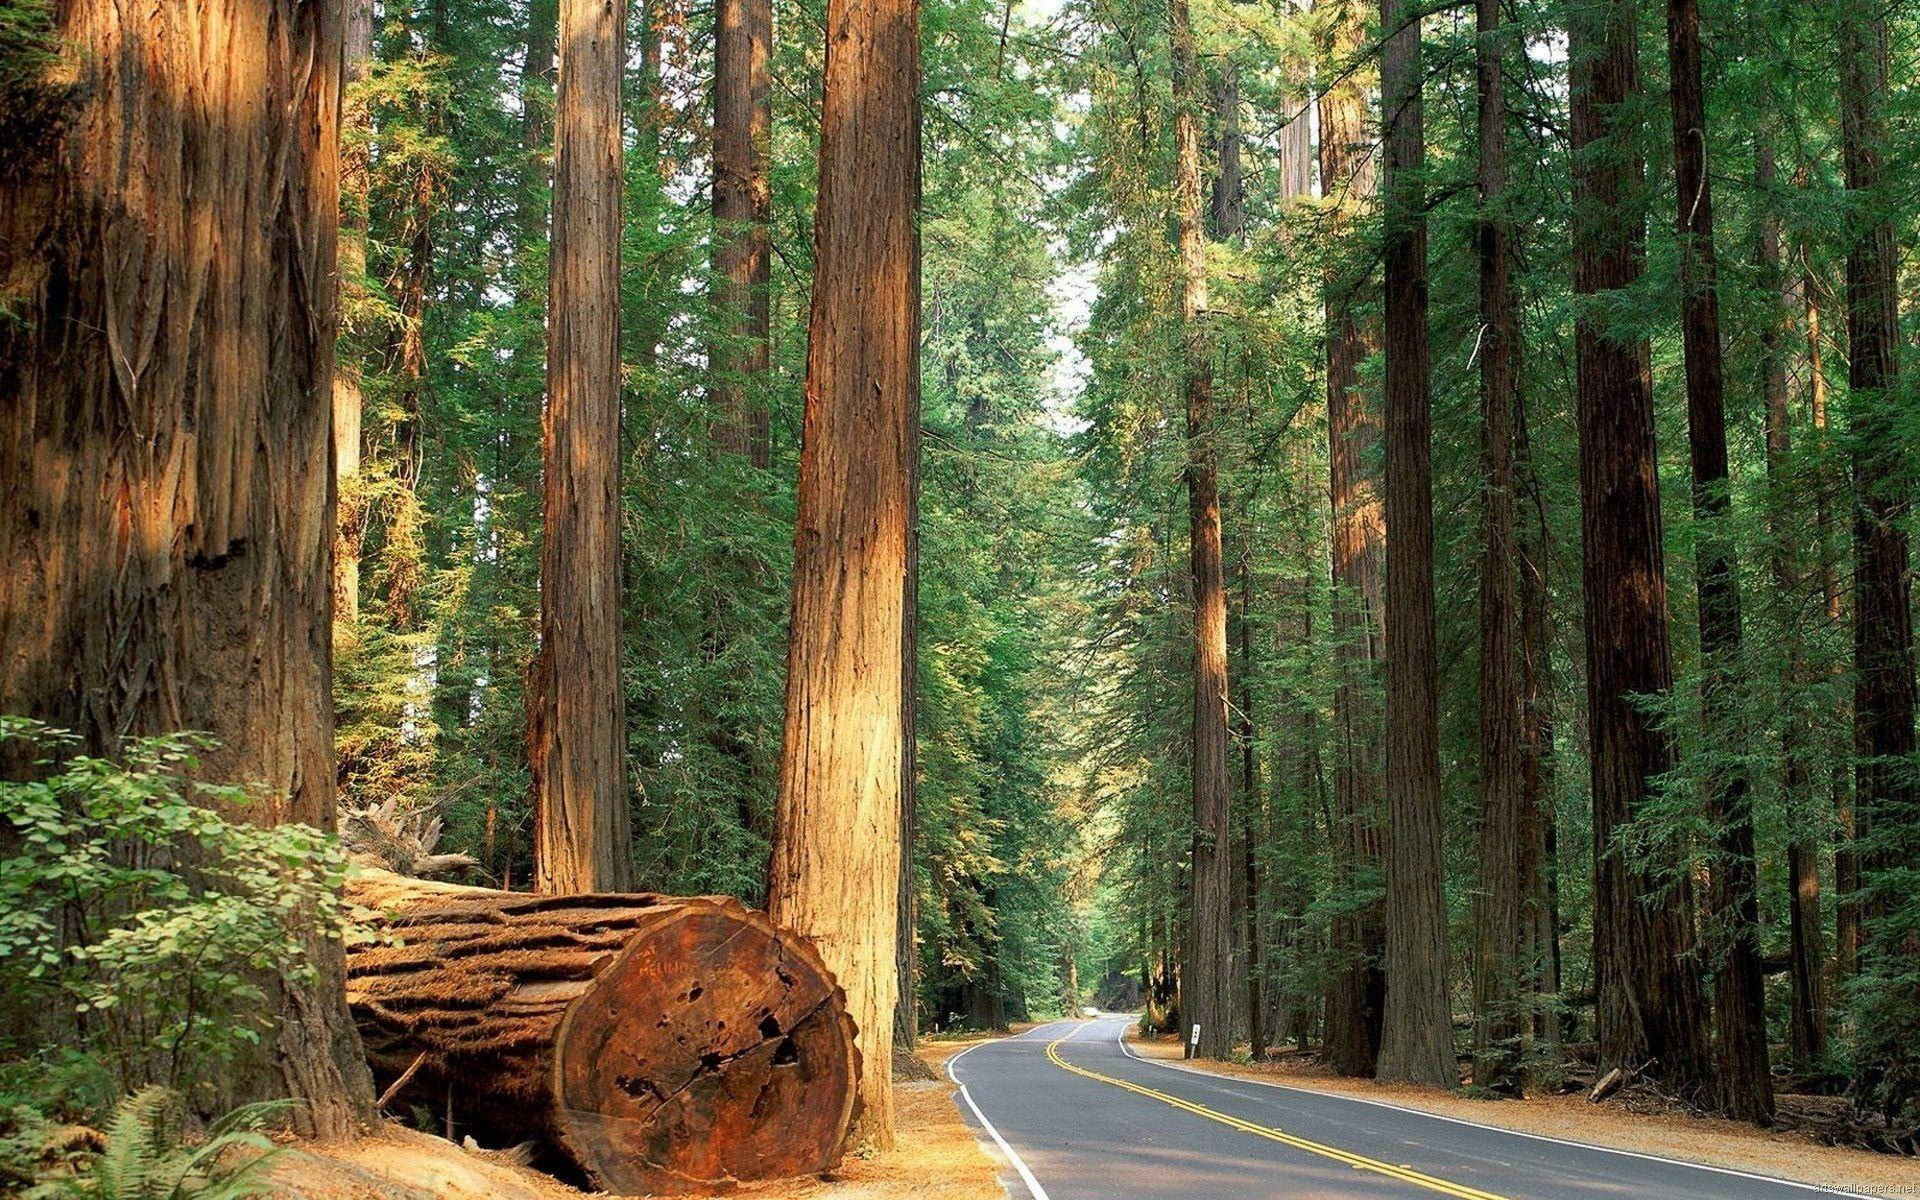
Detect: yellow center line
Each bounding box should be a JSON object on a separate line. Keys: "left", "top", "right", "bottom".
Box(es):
{"left": 1044, "top": 1033, "right": 1512, "bottom": 1200}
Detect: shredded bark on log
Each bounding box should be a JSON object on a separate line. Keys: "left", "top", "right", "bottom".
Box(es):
{"left": 344, "top": 870, "right": 858, "bottom": 1194}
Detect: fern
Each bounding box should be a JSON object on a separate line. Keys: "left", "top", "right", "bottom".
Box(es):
{"left": 27, "top": 1088, "right": 283, "bottom": 1200}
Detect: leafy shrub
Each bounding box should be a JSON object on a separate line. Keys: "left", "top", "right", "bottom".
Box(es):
{"left": 24, "top": 1087, "right": 282, "bottom": 1200}
{"left": 0, "top": 718, "right": 354, "bottom": 1108}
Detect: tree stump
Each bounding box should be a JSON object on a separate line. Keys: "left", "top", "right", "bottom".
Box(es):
{"left": 343, "top": 870, "right": 858, "bottom": 1194}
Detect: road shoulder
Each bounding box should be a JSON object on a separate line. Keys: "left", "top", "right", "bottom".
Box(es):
{"left": 1124, "top": 1032, "right": 1920, "bottom": 1197}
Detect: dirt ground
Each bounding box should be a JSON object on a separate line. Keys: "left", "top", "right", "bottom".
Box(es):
{"left": 1129, "top": 1032, "right": 1920, "bottom": 1196}
{"left": 273, "top": 1035, "right": 1010, "bottom": 1200}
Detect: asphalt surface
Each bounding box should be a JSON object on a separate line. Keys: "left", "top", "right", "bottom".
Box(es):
{"left": 947, "top": 1016, "right": 1872, "bottom": 1200}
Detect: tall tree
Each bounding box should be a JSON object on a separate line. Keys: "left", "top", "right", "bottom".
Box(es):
{"left": 531, "top": 0, "right": 635, "bottom": 893}
{"left": 1838, "top": 0, "right": 1914, "bottom": 954}
{"left": 1568, "top": 0, "right": 1714, "bottom": 1099}
{"left": 711, "top": 0, "right": 772, "bottom": 463}
{"left": 1376, "top": 0, "right": 1451, "bottom": 1089}
{"left": 1172, "top": 0, "right": 1232, "bottom": 1062}
{"left": 335, "top": 0, "right": 376, "bottom": 626}
{"left": 1317, "top": 0, "right": 1387, "bottom": 1078}
{"left": 1471, "top": 0, "right": 1527, "bottom": 1094}
{"left": 1665, "top": 0, "right": 1769, "bottom": 1123}
{"left": 0, "top": 0, "right": 374, "bottom": 1134}
{"left": 767, "top": 0, "right": 921, "bottom": 1145}
{"left": 1755, "top": 146, "right": 1828, "bottom": 1071}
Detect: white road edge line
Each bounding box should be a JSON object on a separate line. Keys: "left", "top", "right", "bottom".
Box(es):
{"left": 947, "top": 1019, "right": 1077, "bottom": 1200}
{"left": 1105, "top": 1018, "right": 1875, "bottom": 1200}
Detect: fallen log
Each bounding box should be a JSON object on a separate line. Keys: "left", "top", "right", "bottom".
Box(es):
{"left": 343, "top": 870, "right": 858, "bottom": 1195}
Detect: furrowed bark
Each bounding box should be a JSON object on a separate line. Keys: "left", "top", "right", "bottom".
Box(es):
{"left": 532, "top": 0, "right": 634, "bottom": 894}
{"left": 1377, "top": 0, "right": 1452, "bottom": 1090}
{"left": 768, "top": 0, "right": 920, "bottom": 1145}
{"left": 1473, "top": 0, "right": 1527, "bottom": 1095}
{"left": 1172, "top": 0, "right": 1233, "bottom": 1063}
{"left": 0, "top": 0, "right": 374, "bottom": 1135}
{"left": 1316, "top": 0, "right": 1386, "bottom": 1079}
{"left": 1666, "top": 0, "right": 1770, "bottom": 1124}
{"left": 1568, "top": 0, "right": 1714, "bottom": 1100}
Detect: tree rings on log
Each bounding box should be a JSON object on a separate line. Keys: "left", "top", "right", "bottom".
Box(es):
{"left": 344, "top": 870, "right": 859, "bottom": 1194}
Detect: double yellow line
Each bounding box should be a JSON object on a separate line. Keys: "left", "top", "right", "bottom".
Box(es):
{"left": 1044, "top": 1032, "right": 1511, "bottom": 1200}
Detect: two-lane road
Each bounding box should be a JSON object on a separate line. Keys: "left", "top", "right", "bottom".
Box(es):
{"left": 948, "top": 1017, "right": 1868, "bottom": 1200}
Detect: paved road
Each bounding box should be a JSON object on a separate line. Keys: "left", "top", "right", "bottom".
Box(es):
{"left": 947, "top": 1016, "right": 1871, "bottom": 1200}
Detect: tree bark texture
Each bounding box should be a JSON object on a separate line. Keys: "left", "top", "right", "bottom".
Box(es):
{"left": 1665, "top": 0, "right": 1770, "bottom": 1124}
{"left": 1838, "top": 3, "right": 1915, "bottom": 938}
{"left": 711, "top": 0, "right": 772, "bottom": 465}
{"left": 531, "top": 0, "right": 634, "bottom": 895}
{"left": 0, "top": 0, "right": 374, "bottom": 1136}
{"left": 1317, "top": 0, "right": 1386, "bottom": 1079}
{"left": 344, "top": 871, "right": 857, "bottom": 1193}
{"left": 1472, "top": 0, "right": 1527, "bottom": 1095}
{"left": 768, "top": 0, "right": 920, "bottom": 1147}
{"left": 1568, "top": 0, "right": 1714, "bottom": 1099}
{"left": 1376, "top": 0, "right": 1451, "bottom": 1090}
{"left": 1210, "top": 59, "right": 1244, "bottom": 243}
{"left": 1172, "top": 0, "right": 1233, "bottom": 1064}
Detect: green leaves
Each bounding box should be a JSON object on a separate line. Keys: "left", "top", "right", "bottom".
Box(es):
{"left": 0, "top": 720, "right": 355, "bottom": 1107}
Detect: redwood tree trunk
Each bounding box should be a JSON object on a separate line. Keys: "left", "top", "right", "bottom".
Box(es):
{"left": 0, "top": 0, "right": 373, "bottom": 1135}
{"left": 1316, "top": 0, "right": 1386, "bottom": 1078}
{"left": 1569, "top": 0, "right": 1714, "bottom": 1100}
{"left": 711, "top": 0, "right": 772, "bottom": 464}
{"left": 1838, "top": 0, "right": 1914, "bottom": 952}
{"left": 1472, "top": 0, "right": 1527, "bottom": 1095}
{"left": 1376, "top": 0, "right": 1450, "bottom": 1089}
{"left": 1172, "top": 0, "right": 1232, "bottom": 1063}
{"left": 1666, "top": 0, "right": 1770, "bottom": 1124}
{"left": 334, "top": 0, "right": 375, "bottom": 627}
{"left": 531, "top": 0, "right": 634, "bottom": 894}
{"left": 767, "top": 0, "right": 920, "bottom": 1146}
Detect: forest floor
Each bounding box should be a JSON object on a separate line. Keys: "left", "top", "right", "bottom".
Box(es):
{"left": 272, "top": 1034, "right": 1009, "bottom": 1200}
{"left": 1129, "top": 1031, "right": 1920, "bottom": 1195}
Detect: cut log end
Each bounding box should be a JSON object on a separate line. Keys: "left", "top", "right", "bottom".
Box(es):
{"left": 551, "top": 900, "right": 858, "bottom": 1194}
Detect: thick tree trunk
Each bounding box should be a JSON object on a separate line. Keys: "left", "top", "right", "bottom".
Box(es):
{"left": 1376, "top": 0, "right": 1451, "bottom": 1090}
{"left": 1472, "top": 0, "right": 1527, "bottom": 1095}
{"left": 1172, "top": 0, "right": 1233, "bottom": 1063}
{"left": 0, "top": 0, "right": 374, "bottom": 1135}
{"left": 344, "top": 871, "right": 856, "bottom": 1194}
{"left": 1756, "top": 148, "right": 1829, "bottom": 1072}
{"left": 768, "top": 0, "right": 919, "bottom": 1146}
{"left": 531, "top": 0, "right": 634, "bottom": 894}
{"left": 1568, "top": 0, "right": 1714, "bottom": 1100}
{"left": 1838, "top": 2, "right": 1914, "bottom": 944}
{"left": 1317, "top": 0, "right": 1386, "bottom": 1079}
{"left": 1665, "top": 0, "right": 1770, "bottom": 1124}
{"left": 710, "top": 0, "right": 772, "bottom": 464}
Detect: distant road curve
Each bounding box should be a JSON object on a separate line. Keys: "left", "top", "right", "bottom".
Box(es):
{"left": 947, "top": 1016, "right": 1874, "bottom": 1200}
